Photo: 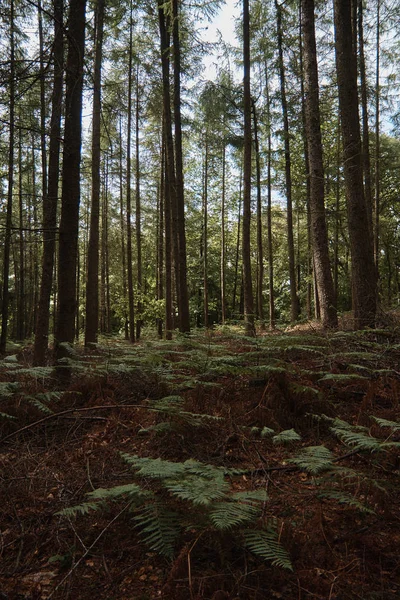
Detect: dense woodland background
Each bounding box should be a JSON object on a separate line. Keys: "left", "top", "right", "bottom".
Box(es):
{"left": 0, "top": 0, "right": 400, "bottom": 357}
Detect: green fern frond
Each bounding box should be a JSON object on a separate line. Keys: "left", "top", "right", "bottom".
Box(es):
{"left": 0, "top": 382, "right": 19, "bottom": 398}
{"left": 318, "top": 490, "right": 374, "bottom": 514}
{"left": 331, "top": 420, "right": 381, "bottom": 451}
{"left": 11, "top": 366, "right": 55, "bottom": 378}
{"left": 25, "top": 396, "right": 54, "bottom": 414}
{"left": 272, "top": 429, "right": 301, "bottom": 445}
{"left": 289, "top": 446, "right": 334, "bottom": 474}
{"left": 318, "top": 373, "right": 368, "bottom": 383}
{"left": 371, "top": 416, "right": 400, "bottom": 431}
{"left": 138, "top": 422, "right": 176, "bottom": 435}
{"left": 0, "top": 411, "right": 16, "bottom": 420}
{"left": 121, "top": 454, "right": 188, "bottom": 479}
{"left": 87, "top": 483, "right": 151, "bottom": 501}
{"left": 261, "top": 427, "right": 275, "bottom": 437}
{"left": 57, "top": 502, "right": 100, "bottom": 517}
{"left": 242, "top": 529, "right": 293, "bottom": 570}
{"left": 209, "top": 501, "right": 261, "bottom": 530}
{"left": 165, "top": 473, "right": 230, "bottom": 505}
{"left": 134, "top": 502, "right": 181, "bottom": 559}
{"left": 152, "top": 395, "right": 185, "bottom": 413}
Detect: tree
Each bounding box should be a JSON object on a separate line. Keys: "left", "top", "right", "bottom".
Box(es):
{"left": 0, "top": 0, "right": 15, "bottom": 354}
{"left": 301, "top": 0, "right": 337, "bottom": 329}
{"left": 334, "top": 0, "right": 376, "bottom": 328}
{"left": 33, "top": 0, "right": 64, "bottom": 365}
{"left": 242, "top": 0, "right": 255, "bottom": 336}
{"left": 55, "top": 0, "right": 87, "bottom": 350}
{"left": 85, "top": 0, "right": 105, "bottom": 346}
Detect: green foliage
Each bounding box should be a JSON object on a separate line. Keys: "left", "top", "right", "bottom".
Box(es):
{"left": 133, "top": 503, "right": 181, "bottom": 559}
{"left": 289, "top": 446, "right": 334, "bottom": 475}
{"left": 272, "top": 429, "right": 301, "bottom": 445}
{"left": 242, "top": 529, "right": 293, "bottom": 570}
{"left": 317, "top": 490, "right": 374, "bottom": 514}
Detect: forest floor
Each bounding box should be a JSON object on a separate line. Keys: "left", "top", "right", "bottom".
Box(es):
{"left": 1, "top": 320, "right": 400, "bottom": 600}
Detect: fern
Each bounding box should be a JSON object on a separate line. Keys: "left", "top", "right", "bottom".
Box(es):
{"left": 371, "top": 416, "right": 400, "bottom": 431}
{"left": 242, "top": 529, "right": 293, "bottom": 570}
{"left": 87, "top": 483, "right": 151, "bottom": 501}
{"left": 0, "top": 411, "right": 16, "bottom": 420}
{"left": 209, "top": 500, "right": 261, "bottom": 530}
{"left": 122, "top": 454, "right": 188, "bottom": 479}
{"left": 289, "top": 446, "right": 334, "bottom": 475}
{"left": 133, "top": 502, "right": 181, "bottom": 559}
{"left": 57, "top": 502, "right": 100, "bottom": 517}
{"left": 330, "top": 419, "right": 381, "bottom": 451}
{"left": 272, "top": 429, "right": 301, "bottom": 445}
{"left": 318, "top": 490, "right": 374, "bottom": 514}
{"left": 165, "top": 474, "right": 230, "bottom": 505}
{"left": 0, "top": 382, "right": 19, "bottom": 398}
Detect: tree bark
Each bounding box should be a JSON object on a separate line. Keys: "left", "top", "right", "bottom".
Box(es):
{"left": 242, "top": 0, "right": 255, "bottom": 336}
{"left": 172, "top": 0, "right": 190, "bottom": 333}
{"left": 252, "top": 98, "right": 264, "bottom": 327}
{"left": 34, "top": 0, "right": 63, "bottom": 364}
{"left": 135, "top": 64, "right": 142, "bottom": 340}
{"left": 126, "top": 3, "right": 135, "bottom": 343}
{"left": 55, "top": 0, "right": 86, "bottom": 350}
{"left": 221, "top": 142, "right": 226, "bottom": 325}
{"left": 302, "top": 0, "right": 337, "bottom": 328}
{"left": 0, "top": 0, "right": 15, "bottom": 354}
{"left": 276, "top": 0, "right": 299, "bottom": 324}
{"left": 85, "top": 0, "right": 105, "bottom": 346}
{"left": 334, "top": 0, "right": 376, "bottom": 328}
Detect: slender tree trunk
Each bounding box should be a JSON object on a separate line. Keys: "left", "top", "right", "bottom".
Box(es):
{"left": 203, "top": 136, "right": 209, "bottom": 328}
{"left": 252, "top": 98, "right": 264, "bottom": 327}
{"left": 158, "top": 1, "right": 175, "bottom": 338}
{"left": 17, "top": 131, "right": 25, "bottom": 340}
{"left": 126, "top": 5, "right": 135, "bottom": 343}
{"left": 276, "top": 0, "right": 299, "bottom": 324}
{"left": 221, "top": 142, "right": 226, "bottom": 325}
{"left": 1, "top": 0, "right": 15, "bottom": 354}
{"left": 242, "top": 0, "right": 255, "bottom": 336}
{"left": 358, "top": 0, "right": 373, "bottom": 240}
{"left": 85, "top": 0, "right": 104, "bottom": 346}
{"left": 232, "top": 162, "right": 243, "bottom": 315}
{"left": 334, "top": 0, "right": 376, "bottom": 328}
{"left": 263, "top": 56, "right": 275, "bottom": 330}
{"left": 374, "top": 0, "right": 380, "bottom": 274}
{"left": 135, "top": 65, "right": 142, "bottom": 340}
{"left": 172, "top": 0, "right": 190, "bottom": 333}
{"left": 302, "top": 0, "right": 337, "bottom": 328}
{"left": 55, "top": 0, "right": 86, "bottom": 351}
{"left": 157, "top": 134, "right": 164, "bottom": 338}
{"left": 118, "top": 117, "right": 129, "bottom": 339}
{"left": 34, "top": 0, "right": 63, "bottom": 364}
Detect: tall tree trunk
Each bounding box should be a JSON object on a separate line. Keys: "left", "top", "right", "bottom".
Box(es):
{"left": 118, "top": 117, "right": 129, "bottom": 339}
{"left": 126, "top": 4, "right": 135, "bottom": 343}
{"left": 85, "top": 0, "right": 104, "bottom": 346}
{"left": 221, "top": 142, "right": 226, "bottom": 325}
{"left": 203, "top": 136, "right": 209, "bottom": 328}
{"left": 358, "top": 0, "right": 373, "bottom": 240}
{"left": 334, "top": 0, "right": 376, "bottom": 328}
{"left": 55, "top": 0, "right": 86, "bottom": 351}
{"left": 263, "top": 56, "right": 275, "bottom": 330}
{"left": 302, "top": 0, "right": 337, "bottom": 328}
{"left": 17, "top": 130, "right": 25, "bottom": 340}
{"left": 242, "top": 0, "right": 255, "bottom": 336}
{"left": 232, "top": 162, "right": 243, "bottom": 315}
{"left": 157, "top": 133, "right": 164, "bottom": 339}
{"left": 135, "top": 65, "right": 142, "bottom": 340}
{"left": 252, "top": 98, "right": 264, "bottom": 327}
{"left": 172, "top": 0, "right": 190, "bottom": 333}
{"left": 34, "top": 0, "right": 63, "bottom": 364}
{"left": 276, "top": 0, "right": 299, "bottom": 324}
{"left": 158, "top": 1, "right": 175, "bottom": 338}
{"left": 374, "top": 0, "right": 380, "bottom": 274}
{"left": 1, "top": 0, "right": 15, "bottom": 354}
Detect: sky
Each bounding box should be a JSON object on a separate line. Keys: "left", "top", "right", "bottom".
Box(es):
{"left": 201, "top": 0, "right": 239, "bottom": 80}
